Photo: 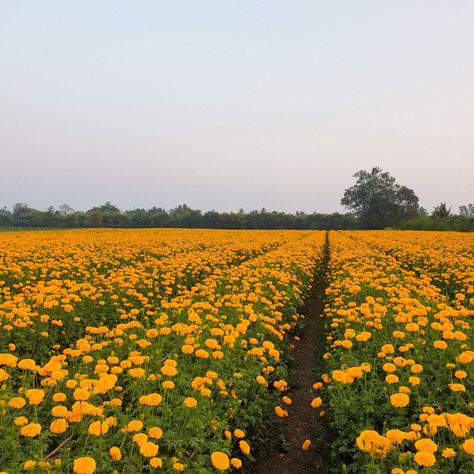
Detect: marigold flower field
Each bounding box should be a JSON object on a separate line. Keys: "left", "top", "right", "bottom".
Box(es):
{"left": 0, "top": 229, "right": 473, "bottom": 473}
{"left": 0, "top": 229, "right": 324, "bottom": 473}
{"left": 318, "top": 231, "right": 474, "bottom": 473}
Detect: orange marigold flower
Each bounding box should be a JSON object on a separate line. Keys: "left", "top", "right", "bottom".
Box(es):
{"left": 20, "top": 423, "right": 42, "bottom": 437}
{"left": 390, "top": 393, "right": 409, "bottom": 408}
{"left": 73, "top": 456, "right": 96, "bottom": 474}
{"left": 415, "top": 438, "right": 437, "bottom": 453}
{"left": 50, "top": 418, "right": 68, "bottom": 434}
{"left": 126, "top": 420, "right": 143, "bottom": 432}
{"left": 8, "top": 397, "right": 26, "bottom": 409}
{"left": 140, "top": 441, "right": 159, "bottom": 458}
{"left": 442, "top": 448, "right": 456, "bottom": 458}
{"left": 25, "top": 389, "right": 45, "bottom": 405}
{"left": 109, "top": 446, "right": 121, "bottom": 461}
{"left": 462, "top": 438, "right": 474, "bottom": 455}
{"left": 148, "top": 427, "right": 163, "bottom": 439}
{"left": 414, "top": 451, "right": 436, "bottom": 467}
{"left": 183, "top": 397, "right": 197, "bottom": 408}
{"left": 239, "top": 440, "right": 250, "bottom": 455}
{"left": 211, "top": 451, "right": 230, "bottom": 470}
{"left": 150, "top": 457, "right": 163, "bottom": 468}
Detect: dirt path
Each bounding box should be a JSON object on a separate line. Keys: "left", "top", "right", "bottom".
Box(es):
{"left": 253, "top": 236, "right": 330, "bottom": 474}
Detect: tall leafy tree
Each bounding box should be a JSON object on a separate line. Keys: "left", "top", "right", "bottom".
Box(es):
{"left": 341, "top": 167, "right": 419, "bottom": 229}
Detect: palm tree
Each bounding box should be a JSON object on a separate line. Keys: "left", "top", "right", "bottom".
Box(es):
{"left": 432, "top": 202, "right": 452, "bottom": 219}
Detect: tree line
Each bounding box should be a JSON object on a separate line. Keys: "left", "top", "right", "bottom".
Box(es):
{"left": 1, "top": 168, "right": 472, "bottom": 230}
{"left": 0, "top": 203, "right": 359, "bottom": 230}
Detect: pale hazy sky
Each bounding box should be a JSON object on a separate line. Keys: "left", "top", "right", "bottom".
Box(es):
{"left": 1, "top": 1, "right": 473, "bottom": 214}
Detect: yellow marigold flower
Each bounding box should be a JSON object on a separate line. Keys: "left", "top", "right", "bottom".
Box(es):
{"left": 234, "top": 429, "right": 245, "bottom": 438}
{"left": 230, "top": 457, "right": 242, "bottom": 468}
{"left": 433, "top": 340, "right": 448, "bottom": 350}
{"left": 385, "top": 374, "right": 399, "bottom": 384}
{"left": 239, "top": 440, "right": 250, "bottom": 455}
{"left": 274, "top": 405, "right": 288, "bottom": 417}
{"left": 126, "top": 420, "right": 143, "bottom": 432}
{"left": 183, "top": 397, "right": 197, "bottom": 408}
{"left": 163, "top": 380, "right": 175, "bottom": 390}
{"left": 0, "top": 353, "right": 18, "bottom": 367}
{"left": 302, "top": 439, "right": 311, "bottom": 450}
{"left": 390, "top": 393, "right": 409, "bottom": 408}
{"left": 173, "top": 462, "right": 185, "bottom": 471}
{"left": 133, "top": 433, "right": 149, "bottom": 445}
{"left": 449, "top": 383, "right": 466, "bottom": 392}
{"left": 415, "top": 438, "right": 437, "bottom": 453}
{"left": 442, "top": 448, "right": 456, "bottom": 458}
{"left": 14, "top": 416, "right": 28, "bottom": 426}
{"left": 18, "top": 359, "right": 37, "bottom": 371}
{"left": 52, "top": 392, "right": 67, "bottom": 402}
{"left": 20, "top": 423, "right": 42, "bottom": 437}
{"left": 109, "top": 446, "right": 121, "bottom": 461}
{"left": 73, "top": 388, "right": 90, "bottom": 401}
{"left": 73, "top": 456, "right": 96, "bottom": 474}
{"left": 211, "top": 451, "right": 230, "bottom": 470}
{"left": 311, "top": 397, "right": 322, "bottom": 409}
{"left": 149, "top": 427, "right": 163, "bottom": 439}
{"left": 356, "top": 430, "right": 391, "bottom": 459}
{"left": 195, "top": 349, "right": 209, "bottom": 359}
{"left": 25, "top": 389, "right": 45, "bottom": 405}
{"left": 23, "top": 460, "right": 37, "bottom": 470}
{"left": 414, "top": 451, "right": 436, "bottom": 467}
{"left": 8, "top": 397, "right": 26, "bottom": 409}
{"left": 410, "top": 364, "right": 423, "bottom": 374}
{"left": 282, "top": 396, "right": 292, "bottom": 405}
{"left": 161, "top": 365, "right": 178, "bottom": 377}
{"left": 340, "top": 340, "right": 352, "bottom": 349}
{"left": 150, "top": 457, "right": 163, "bottom": 468}
{"left": 462, "top": 438, "right": 474, "bottom": 455}
{"left": 139, "top": 393, "right": 163, "bottom": 406}
{"left": 50, "top": 418, "right": 68, "bottom": 434}
{"left": 128, "top": 368, "right": 145, "bottom": 378}
{"left": 51, "top": 405, "right": 68, "bottom": 417}
{"left": 455, "top": 370, "right": 467, "bottom": 379}
{"left": 88, "top": 420, "right": 109, "bottom": 436}
{"left": 140, "top": 441, "right": 159, "bottom": 458}
{"left": 355, "top": 331, "right": 371, "bottom": 342}
{"left": 381, "top": 344, "right": 394, "bottom": 354}
{"left": 93, "top": 373, "right": 117, "bottom": 394}
{"left": 457, "top": 351, "right": 474, "bottom": 364}
{"left": 0, "top": 368, "right": 10, "bottom": 383}
{"left": 256, "top": 375, "right": 267, "bottom": 386}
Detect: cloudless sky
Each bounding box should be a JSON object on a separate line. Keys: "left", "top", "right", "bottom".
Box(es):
{"left": 1, "top": 1, "right": 473, "bottom": 214}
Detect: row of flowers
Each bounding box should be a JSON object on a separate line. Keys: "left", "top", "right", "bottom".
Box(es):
{"left": 0, "top": 229, "right": 325, "bottom": 472}
{"left": 313, "top": 231, "right": 473, "bottom": 473}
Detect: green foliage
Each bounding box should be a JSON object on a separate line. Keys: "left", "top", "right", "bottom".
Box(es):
{"left": 341, "top": 168, "right": 419, "bottom": 229}
{"left": 0, "top": 203, "right": 358, "bottom": 230}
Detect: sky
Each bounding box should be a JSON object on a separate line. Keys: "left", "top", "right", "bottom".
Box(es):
{"left": 1, "top": 1, "right": 473, "bottom": 214}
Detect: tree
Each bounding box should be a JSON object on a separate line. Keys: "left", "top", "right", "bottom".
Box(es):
{"left": 87, "top": 201, "right": 120, "bottom": 213}
{"left": 59, "top": 203, "right": 75, "bottom": 215}
{"left": 459, "top": 203, "right": 474, "bottom": 217}
{"left": 341, "top": 167, "right": 419, "bottom": 229}
{"left": 432, "top": 202, "right": 452, "bottom": 219}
